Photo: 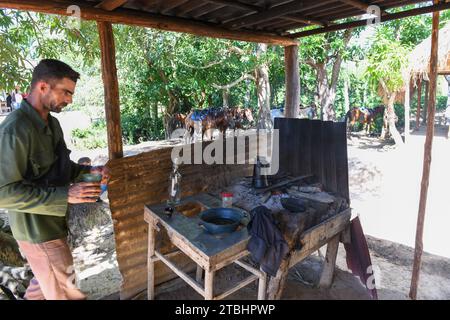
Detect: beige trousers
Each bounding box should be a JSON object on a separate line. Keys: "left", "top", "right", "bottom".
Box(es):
{"left": 17, "top": 238, "right": 86, "bottom": 300}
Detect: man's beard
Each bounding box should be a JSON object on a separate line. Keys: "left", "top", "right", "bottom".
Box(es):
{"left": 48, "top": 101, "right": 67, "bottom": 113}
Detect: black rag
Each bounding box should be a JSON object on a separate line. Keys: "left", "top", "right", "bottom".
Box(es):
{"left": 246, "top": 206, "right": 289, "bottom": 277}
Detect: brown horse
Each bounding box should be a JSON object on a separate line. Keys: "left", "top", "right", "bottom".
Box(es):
{"left": 345, "top": 105, "right": 385, "bottom": 136}
{"left": 166, "top": 113, "right": 187, "bottom": 138}
{"left": 184, "top": 107, "right": 254, "bottom": 141}
{"left": 185, "top": 109, "right": 229, "bottom": 141}
{"left": 227, "top": 107, "right": 254, "bottom": 132}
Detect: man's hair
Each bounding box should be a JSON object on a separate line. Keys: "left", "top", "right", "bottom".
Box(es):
{"left": 31, "top": 59, "right": 80, "bottom": 89}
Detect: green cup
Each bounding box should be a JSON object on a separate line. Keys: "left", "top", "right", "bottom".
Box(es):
{"left": 81, "top": 173, "right": 102, "bottom": 183}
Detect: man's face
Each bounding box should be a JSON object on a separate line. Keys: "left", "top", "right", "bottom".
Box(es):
{"left": 40, "top": 77, "right": 76, "bottom": 113}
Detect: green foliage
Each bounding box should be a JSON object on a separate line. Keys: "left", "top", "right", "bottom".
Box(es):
{"left": 71, "top": 119, "right": 107, "bottom": 150}
{"left": 366, "top": 32, "right": 408, "bottom": 95}
{"left": 437, "top": 95, "right": 448, "bottom": 111}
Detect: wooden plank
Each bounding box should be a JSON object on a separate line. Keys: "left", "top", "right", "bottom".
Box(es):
{"left": 213, "top": 275, "right": 258, "bottom": 300}
{"left": 97, "top": 21, "right": 123, "bottom": 159}
{"left": 96, "top": 0, "right": 128, "bottom": 11}
{"left": 410, "top": 0, "right": 440, "bottom": 300}
{"left": 155, "top": 251, "right": 205, "bottom": 297}
{"left": 147, "top": 215, "right": 156, "bottom": 299}
{"left": 0, "top": 0, "right": 298, "bottom": 46}
{"left": 234, "top": 260, "right": 265, "bottom": 278}
{"left": 318, "top": 234, "right": 340, "bottom": 288}
{"left": 339, "top": 0, "right": 387, "bottom": 15}
{"left": 223, "top": 1, "right": 331, "bottom": 29}
{"left": 284, "top": 45, "right": 300, "bottom": 118}
{"left": 288, "top": 208, "right": 351, "bottom": 268}
{"left": 289, "top": 2, "right": 450, "bottom": 38}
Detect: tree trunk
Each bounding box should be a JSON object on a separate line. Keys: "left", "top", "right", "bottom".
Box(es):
{"left": 256, "top": 43, "right": 272, "bottom": 130}
{"left": 222, "top": 89, "right": 230, "bottom": 109}
{"left": 445, "top": 75, "right": 450, "bottom": 108}
{"left": 387, "top": 93, "right": 404, "bottom": 146}
{"left": 343, "top": 74, "right": 350, "bottom": 114}
{"left": 404, "top": 79, "right": 412, "bottom": 143}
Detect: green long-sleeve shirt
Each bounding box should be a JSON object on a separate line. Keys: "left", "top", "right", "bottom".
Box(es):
{"left": 0, "top": 100, "right": 88, "bottom": 243}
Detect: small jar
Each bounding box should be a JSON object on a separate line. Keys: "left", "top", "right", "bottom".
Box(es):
{"left": 221, "top": 192, "right": 233, "bottom": 208}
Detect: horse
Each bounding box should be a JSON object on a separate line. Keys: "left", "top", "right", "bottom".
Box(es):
{"left": 345, "top": 105, "right": 385, "bottom": 136}
{"left": 166, "top": 113, "right": 187, "bottom": 139}
{"left": 184, "top": 107, "right": 254, "bottom": 141}
{"left": 227, "top": 107, "right": 254, "bottom": 132}
{"left": 185, "top": 108, "right": 229, "bottom": 141}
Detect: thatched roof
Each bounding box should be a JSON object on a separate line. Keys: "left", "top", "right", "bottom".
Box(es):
{"left": 407, "top": 22, "right": 450, "bottom": 84}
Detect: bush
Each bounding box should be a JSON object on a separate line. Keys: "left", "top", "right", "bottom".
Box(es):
{"left": 71, "top": 120, "right": 108, "bottom": 150}
{"left": 437, "top": 95, "right": 448, "bottom": 111}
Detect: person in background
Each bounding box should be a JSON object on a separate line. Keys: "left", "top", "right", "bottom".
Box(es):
{"left": 77, "top": 157, "right": 92, "bottom": 166}
{"left": 6, "top": 93, "right": 12, "bottom": 112}
{"left": 0, "top": 59, "right": 108, "bottom": 300}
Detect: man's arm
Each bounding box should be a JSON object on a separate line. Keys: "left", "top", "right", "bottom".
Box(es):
{"left": 0, "top": 132, "right": 69, "bottom": 216}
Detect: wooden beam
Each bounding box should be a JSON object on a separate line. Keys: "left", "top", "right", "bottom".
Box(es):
{"left": 289, "top": 2, "right": 450, "bottom": 38}
{"left": 205, "top": 0, "right": 325, "bottom": 27}
{"left": 97, "top": 21, "right": 123, "bottom": 160}
{"left": 0, "top": 0, "right": 297, "bottom": 46}
{"left": 284, "top": 45, "right": 300, "bottom": 118}
{"left": 409, "top": 0, "right": 440, "bottom": 301}
{"left": 223, "top": 1, "right": 331, "bottom": 29}
{"left": 96, "top": 0, "right": 128, "bottom": 11}
{"left": 339, "top": 0, "right": 387, "bottom": 15}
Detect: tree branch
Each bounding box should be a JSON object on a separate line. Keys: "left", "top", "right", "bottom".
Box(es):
{"left": 212, "top": 73, "right": 256, "bottom": 90}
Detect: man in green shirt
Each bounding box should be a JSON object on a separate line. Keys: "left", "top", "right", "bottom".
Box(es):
{"left": 0, "top": 59, "right": 107, "bottom": 300}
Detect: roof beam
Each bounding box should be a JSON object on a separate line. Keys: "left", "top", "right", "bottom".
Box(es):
{"left": 0, "top": 0, "right": 298, "bottom": 46}
{"left": 95, "top": 0, "right": 128, "bottom": 11}
{"left": 203, "top": 0, "right": 326, "bottom": 27}
{"left": 339, "top": 0, "right": 387, "bottom": 15}
{"left": 222, "top": 1, "right": 332, "bottom": 29}
{"left": 289, "top": 1, "right": 450, "bottom": 38}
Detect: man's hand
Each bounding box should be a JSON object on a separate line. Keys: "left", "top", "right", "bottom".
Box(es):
{"left": 68, "top": 182, "right": 101, "bottom": 204}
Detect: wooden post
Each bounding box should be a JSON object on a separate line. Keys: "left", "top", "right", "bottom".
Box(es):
{"left": 284, "top": 45, "right": 300, "bottom": 118}
{"left": 204, "top": 269, "right": 214, "bottom": 300}
{"left": 423, "top": 81, "right": 429, "bottom": 125}
{"left": 97, "top": 21, "right": 123, "bottom": 159}
{"left": 409, "top": 0, "right": 440, "bottom": 300}
{"left": 404, "top": 78, "right": 412, "bottom": 143}
{"left": 318, "top": 234, "right": 340, "bottom": 288}
{"left": 415, "top": 78, "right": 422, "bottom": 130}
{"left": 147, "top": 220, "right": 156, "bottom": 300}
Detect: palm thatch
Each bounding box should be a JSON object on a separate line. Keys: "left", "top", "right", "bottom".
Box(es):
{"left": 406, "top": 22, "right": 450, "bottom": 86}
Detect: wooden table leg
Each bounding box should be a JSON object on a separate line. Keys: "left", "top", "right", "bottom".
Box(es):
{"left": 204, "top": 269, "right": 214, "bottom": 300}
{"left": 258, "top": 268, "right": 267, "bottom": 300}
{"left": 196, "top": 265, "right": 203, "bottom": 283}
{"left": 267, "top": 257, "right": 291, "bottom": 300}
{"left": 147, "top": 220, "right": 156, "bottom": 300}
{"left": 318, "top": 234, "right": 340, "bottom": 288}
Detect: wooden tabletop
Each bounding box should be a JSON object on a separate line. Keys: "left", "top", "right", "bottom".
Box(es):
{"left": 144, "top": 193, "right": 250, "bottom": 263}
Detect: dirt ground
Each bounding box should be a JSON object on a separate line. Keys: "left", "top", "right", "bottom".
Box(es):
{"left": 2, "top": 125, "right": 450, "bottom": 300}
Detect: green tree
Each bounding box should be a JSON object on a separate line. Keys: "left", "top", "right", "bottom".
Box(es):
{"left": 366, "top": 31, "right": 409, "bottom": 145}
